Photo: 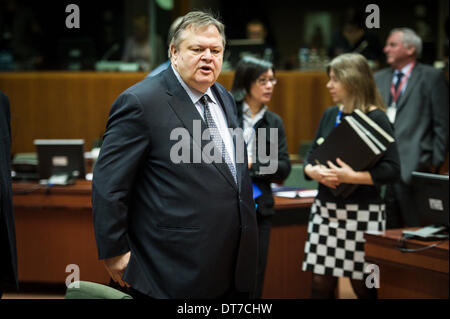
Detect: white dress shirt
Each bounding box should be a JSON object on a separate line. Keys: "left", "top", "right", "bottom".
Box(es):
{"left": 386, "top": 62, "right": 414, "bottom": 123}
{"left": 242, "top": 101, "right": 267, "bottom": 162}
{"left": 171, "top": 65, "right": 235, "bottom": 166}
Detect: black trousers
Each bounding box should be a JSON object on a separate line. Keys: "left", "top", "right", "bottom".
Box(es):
{"left": 0, "top": 218, "right": 16, "bottom": 299}
{"left": 385, "top": 182, "right": 420, "bottom": 229}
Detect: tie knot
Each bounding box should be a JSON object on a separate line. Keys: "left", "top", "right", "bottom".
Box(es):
{"left": 394, "top": 72, "right": 404, "bottom": 90}
{"left": 200, "top": 95, "right": 209, "bottom": 108}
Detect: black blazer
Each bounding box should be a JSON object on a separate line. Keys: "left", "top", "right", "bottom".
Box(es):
{"left": 0, "top": 91, "right": 18, "bottom": 290}
{"left": 236, "top": 102, "right": 291, "bottom": 216}
{"left": 92, "top": 67, "right": 258, "bottom": 298}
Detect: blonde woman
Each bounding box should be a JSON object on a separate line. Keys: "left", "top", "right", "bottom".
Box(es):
{"left": 302, "top": 53, "right": 400, "bottom": 298}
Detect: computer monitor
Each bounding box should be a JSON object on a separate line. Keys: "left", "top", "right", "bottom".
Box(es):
{"left": 34, "top": 139, "right": 86, "bottom": 184}
{"left": 411, "top": 171, "right": 449, "bottom": 227}
{"left": 224, "top": 39, "right": 266, "bottom": 69}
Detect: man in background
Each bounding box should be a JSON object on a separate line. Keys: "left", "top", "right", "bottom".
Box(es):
{"left": 0, "top": 90, "right": 18, "bottom": 298}
{"left": 245, "top": 19, "right": 278, "bottom": 67}
{"left": 374, "top": 28, "right": 449, "bottom": 228}
{"left": 146, "top": 16, "right": 183, "bottom": 77}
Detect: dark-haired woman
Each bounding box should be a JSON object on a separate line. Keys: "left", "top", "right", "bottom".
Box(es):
{"left": 231, "top": 57, "right": 291, "bottom": 298}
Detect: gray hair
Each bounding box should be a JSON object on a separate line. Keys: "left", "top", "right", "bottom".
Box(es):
{"left": 390, "top": 28, "right": 422, "bottom": 58}
{"left": 167, "top": 16, "right": 183, "bottom": 46}
{"left": 168, "top": 10, "right": 226, "bottom": 58}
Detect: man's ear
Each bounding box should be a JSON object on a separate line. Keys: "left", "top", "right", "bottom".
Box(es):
{"left": 170, "top": 44, "right": 177, "bottom": 64}
{"left": 406, "top": 45, "right": 416, "bottom": 58}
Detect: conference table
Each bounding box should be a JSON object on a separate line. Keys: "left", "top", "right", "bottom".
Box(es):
{"left": 364, "top": 229, "right": 449, "bottom": 299}
{"left": 12, "top": 180, "right": 314, "bottom": 298}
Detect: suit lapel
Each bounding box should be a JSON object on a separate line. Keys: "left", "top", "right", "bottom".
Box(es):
{"left": 163, "top": 68, "right": 238, "bottom": 191}
{"left": 396, "top": 63, "right": 421, "bottom": 114}
{"left": 381, "top": 69, "right": 394, "bottom": 104}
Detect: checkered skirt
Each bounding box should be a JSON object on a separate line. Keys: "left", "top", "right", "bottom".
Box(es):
{"left": 302, "top": 198, "right": 386, "bottom": 280}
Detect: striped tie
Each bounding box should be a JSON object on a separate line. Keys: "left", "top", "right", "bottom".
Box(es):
{"left": 200, "top": 95, "right": 237, "bottom": 184}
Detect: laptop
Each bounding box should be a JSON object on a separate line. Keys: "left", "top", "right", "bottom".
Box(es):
{"left": 402, "top": 172, "right": 449, "bottom": 239}
{"left": 224, "top": 39, "right": 266, "bottom": 69}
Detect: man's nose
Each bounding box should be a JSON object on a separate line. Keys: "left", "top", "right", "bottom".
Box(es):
{"left": 202, "top": 49, "right": 212, "bottom": 59}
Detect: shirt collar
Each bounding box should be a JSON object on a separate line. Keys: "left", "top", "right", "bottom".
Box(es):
{"left": 171, "top": 64, "right": 216, "bottom": 105}
{"left": 242, "top": 101, "right": 267, "bottom": 119}
{"left": 395, "top": 62, "right": 414, "bottom": 76}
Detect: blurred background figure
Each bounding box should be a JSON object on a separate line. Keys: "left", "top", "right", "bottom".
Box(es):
{"left": 246, "top": 18, "right": 278, "bottom": 67}
{"left": 147, "top": 16, "right": 183, "bottom": 77}
{"left": 231, "top": 57, "right": 291, "bottom": 299}
{"left": 246, "top": 19, "right": 267, "bottom": 40}
{"left": 0, "top": 0, "right": 44, "bottom": 70}
{"left": 328, "top": 9, "right": 383, "bottom": 69}
{"left": 122, "top": 14, "right": 164, "bottom": 72}
{"left": 0, "top": 90, "right": 18, "bottom": 298}
{"left": 375, "top": 28, "right": 449, "bottom": 229}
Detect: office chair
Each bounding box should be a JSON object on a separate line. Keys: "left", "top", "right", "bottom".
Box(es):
{"left": 298, "top": 140, "right": 313, "bottom": 163}
{"left": 65, "top": 281, "right": 133, "bottom": 299}
{"left": 283, "top": 163, "right": 318, "bottom": 189}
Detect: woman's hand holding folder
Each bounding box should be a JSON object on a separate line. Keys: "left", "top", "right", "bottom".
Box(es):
{"left": 304, "top": 163, "right": 340, "bottom": 189}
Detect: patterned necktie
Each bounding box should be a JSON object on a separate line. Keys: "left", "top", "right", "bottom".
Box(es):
{"left": 390, "top": 71, "right": 405, "bottom": 107}
{"left": 200, "top": 95, "right": 237, "bottom": 184}
{"left": 395, "top": 71, "right": 404, "bottom": 91}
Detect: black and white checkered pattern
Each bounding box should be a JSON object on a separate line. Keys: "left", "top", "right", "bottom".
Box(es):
{"left": 302, "top": 199, "right": 385, "bottom": 280}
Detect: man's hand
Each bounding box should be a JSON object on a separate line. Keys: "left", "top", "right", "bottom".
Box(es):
{"left": 248, "top": 156, "right": 253, "bottom": 169}
{"left": 104, "top": 251, "right": 131, "bottom": 287}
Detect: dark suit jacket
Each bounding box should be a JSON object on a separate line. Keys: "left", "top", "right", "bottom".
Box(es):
{"left": 92, "top": 67, "right": 258, "bottom": 298}
{"left": 0, "top": 91, "right": 18, "bottom": 290}
{"left": 236, "top": 102, "right": 291, "bottom": 217}
{"left": 374, "top": 63, "right": 449, "bottom": 184}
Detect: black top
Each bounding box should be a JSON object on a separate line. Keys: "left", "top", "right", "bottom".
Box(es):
{"left": 304, "top": 106, "right": 400, "bottom": 206}
{"left": 237, "top": 102, "right": 291, "bottom": 216}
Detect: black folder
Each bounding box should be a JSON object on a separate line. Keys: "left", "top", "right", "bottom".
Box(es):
{"left": 309, "top": 112, "right": 393, "bottom": 198}
{"left": 352, "top": 109, "right": 394, "bottom": 150}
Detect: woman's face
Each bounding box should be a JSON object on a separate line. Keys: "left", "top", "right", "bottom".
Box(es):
{"left": 326, "top": 69, "right": 350, "bottom": 105}
{"left": 247, "top": 69, "right": 276, "bottom": 106}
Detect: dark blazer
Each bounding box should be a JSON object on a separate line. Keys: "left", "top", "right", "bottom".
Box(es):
{"left": 0, "top": 91, "right": 18, "bottom": 290}
{"left": 92, "top": 67, "right": 258, "bottom": 298}
{"left": 374, "top": 63, "right": 449, "bottom": 184}
{"left": 236, "top": 102, "right": 291, "bottom": 216}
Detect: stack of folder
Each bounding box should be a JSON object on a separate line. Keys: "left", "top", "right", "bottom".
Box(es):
{"left": 309, "top": 109, "right": 394, "bottom": 198}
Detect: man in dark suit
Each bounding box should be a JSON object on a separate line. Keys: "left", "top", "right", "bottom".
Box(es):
{"left": 92, "top": 11, "right": 258, "bottom": 299}
{"left": 0, "top": 90, "right": 18, "bottom": 298}
{"left": 374, "top": 28, "right": 449, "bottom": 228}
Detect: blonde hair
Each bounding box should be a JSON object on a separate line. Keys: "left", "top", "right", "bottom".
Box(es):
{"left": 327, "top": 53, "right": 386, "bottom": 113}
